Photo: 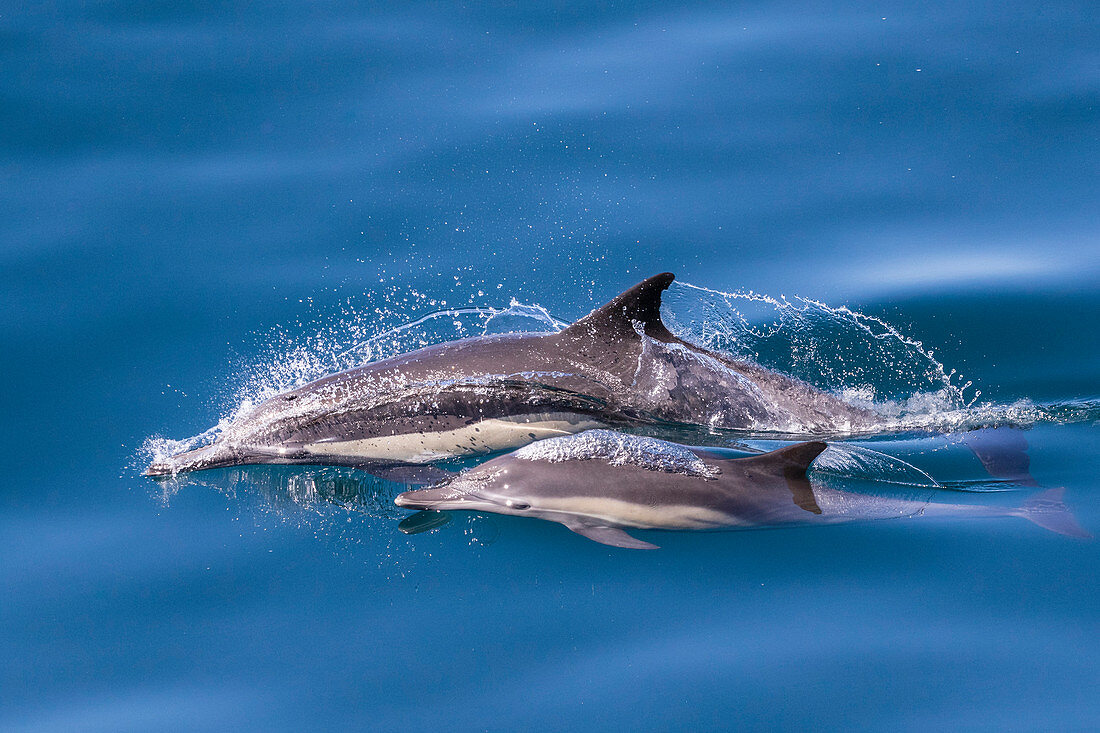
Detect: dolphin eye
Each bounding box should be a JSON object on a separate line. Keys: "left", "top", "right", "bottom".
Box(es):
{"left": 511, "top": 502, "right": 530, "bottom": 510}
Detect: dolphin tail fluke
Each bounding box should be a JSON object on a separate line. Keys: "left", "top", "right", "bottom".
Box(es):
{"left": 1019, "top": 487, "right": 1091, "bottom": 539}
{"left": 961, "top": 427, "right": 1040, "bottom": 487}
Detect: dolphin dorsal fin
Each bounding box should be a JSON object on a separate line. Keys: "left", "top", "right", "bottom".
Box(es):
{"left": 741, "top": 441, "right": 828, "bottom": 515}
{"left": 561, "top": 272, "right": 676, "bottom": 342}
{"left": 745, "top": 441, "right": 828, "bottom": 474}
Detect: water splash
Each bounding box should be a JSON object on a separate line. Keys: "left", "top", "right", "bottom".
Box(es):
{"left": 139, "top": 279, "right": 1100, "bottom": 470}
{"left": 238, "top": 296, "right": 566, "bottom": 408}
{"left": 138, "top": 419, "right": 232, "bottom": 472}
{"left": 662, "top": 281, "right": 973, "bottom": 406}
{"left": 657, "top": 281, "right": 1100, "bottom": 434}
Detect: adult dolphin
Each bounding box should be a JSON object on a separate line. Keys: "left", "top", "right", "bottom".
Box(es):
{"left": 394, "top": 431, "right": 1088, "bottom": 549}
{"left": 147, "top": 273, "right": 876, "bottom": 477}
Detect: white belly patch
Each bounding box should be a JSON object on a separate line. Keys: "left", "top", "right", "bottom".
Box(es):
{"left": 541, "top": 497, "right": 737, "bottom": 530}
{"left": 303, "top": 414, "right": 605, "bottom": 463}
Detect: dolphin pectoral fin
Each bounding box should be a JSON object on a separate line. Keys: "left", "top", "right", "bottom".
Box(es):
{"left": 397, "top": 510, "right": 453, "bottom": 535}
{"left": 564, "top": 522, "right": 659, "bottom": 550}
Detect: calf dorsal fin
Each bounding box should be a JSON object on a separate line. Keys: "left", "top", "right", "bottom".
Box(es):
{"left": 749, "top": 441, "right": 828, "bottom": 475}
{"left": 560, "top": 273, "right": 676, "bottom": 342}
{"left": 741, "top": 441, "right": 827, "bottom": 514}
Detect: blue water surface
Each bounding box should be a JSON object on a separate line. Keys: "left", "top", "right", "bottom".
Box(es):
{"left": 3, "top": 1, "right": 1099, "bottom": 730}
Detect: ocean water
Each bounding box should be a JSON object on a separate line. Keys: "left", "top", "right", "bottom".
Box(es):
{"left": 3, "top": 1, "right": 1099, "bottom": 731}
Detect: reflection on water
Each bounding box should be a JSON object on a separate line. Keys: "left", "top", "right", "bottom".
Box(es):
{"left": 154, "top": 465, "right": 403, "bottom": 520}
{"left": 151, "top": 463, "right": 504, "bottom": 548}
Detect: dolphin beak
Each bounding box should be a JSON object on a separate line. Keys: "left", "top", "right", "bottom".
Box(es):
{"left": 395, "top": 487, "right": 456, "bottom": 510}
{"left": 395, "top": 485, "right": 487, "bottom": 511}
{"left": 144, "top": 443, "right": 236, "bottom": 478}
{"left": 144, "top": 462, "right": 173, "bottom": 478}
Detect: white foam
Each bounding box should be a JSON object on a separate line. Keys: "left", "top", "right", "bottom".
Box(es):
{"left": 513, "top": 429, "right": 720, "bottom": 478}
{"left": 138, "top": 418, "right": 230, "bottom": 467}
{"left": 839, "top": 391, "right": 1081, "bottom": 434}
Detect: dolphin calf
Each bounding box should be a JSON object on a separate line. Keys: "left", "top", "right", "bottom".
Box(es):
{"left": 147, "top": 273, "right": 876, "bottom": 477}
{"left": 394, "top": 430, "right": 1088, "bottom": 549}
